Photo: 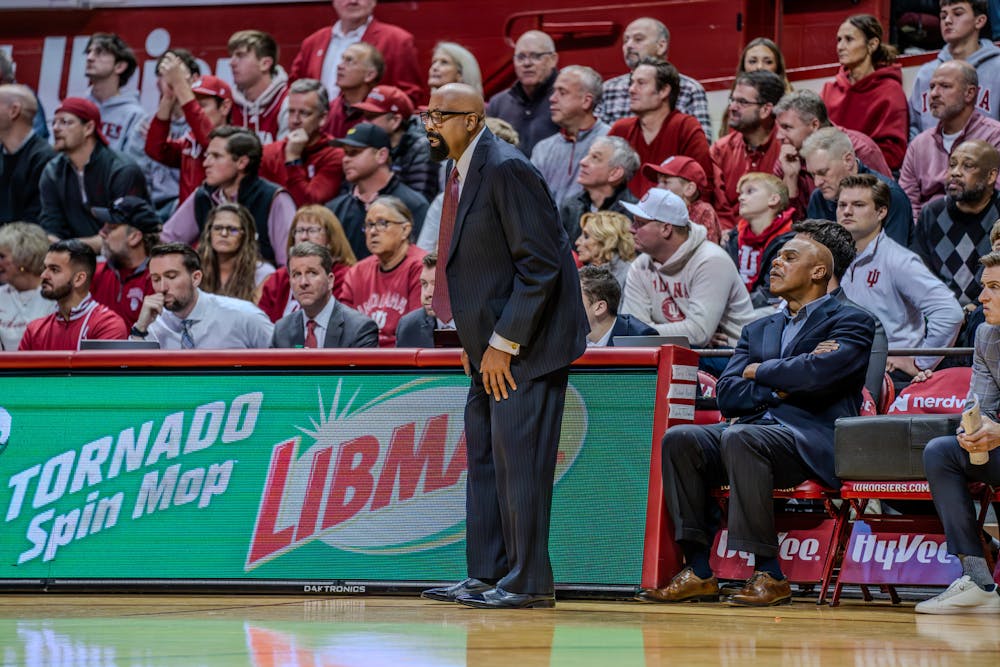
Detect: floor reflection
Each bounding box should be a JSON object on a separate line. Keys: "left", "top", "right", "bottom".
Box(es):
{"left": 1, "top": 597, "right": 998, "bottom": 667}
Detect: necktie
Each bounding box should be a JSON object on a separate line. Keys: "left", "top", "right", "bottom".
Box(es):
{"left": 432, "top": 167, "right": 460, "bottom": 323}
{"left": 180, "top": 319, "right": 196, "bottom": 349}
{"left": 305, "top": 318, "right": 318, "bottom": 349}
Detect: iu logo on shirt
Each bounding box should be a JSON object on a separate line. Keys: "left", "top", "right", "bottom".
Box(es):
{"left": 866, "top": 268, "right": 881, "bottom": 288}
{"left": 660, "top": 294, "right": 686, "bottom": 323}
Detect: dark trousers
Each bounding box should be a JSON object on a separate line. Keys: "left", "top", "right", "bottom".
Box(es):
{"left": 924, "top": 435, "right": 1000, "bottom": 556}
{"left": 661, "top": 422, "right": 814, "bottom": 559}
{"left": 463, "top": 366, "right": 569, "bottom": 595}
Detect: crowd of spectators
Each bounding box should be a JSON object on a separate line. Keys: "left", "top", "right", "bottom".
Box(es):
{"left": 0, "top": 0, "right": 996, "bottom": 381}
{"left": 3, "top": 0, "right": 1000, "bottom": 617}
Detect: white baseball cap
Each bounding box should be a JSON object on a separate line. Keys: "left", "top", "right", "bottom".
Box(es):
{"left": 621, "top": 188, "right": 692, "bottom": 227}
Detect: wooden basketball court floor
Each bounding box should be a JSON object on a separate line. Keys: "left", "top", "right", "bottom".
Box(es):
{"left": 1, "top": 592, "right": 998, "bottom": 666}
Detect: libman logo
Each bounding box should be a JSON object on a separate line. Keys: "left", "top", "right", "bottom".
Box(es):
{"left": 246, "top": 378, "right": 587, "bottom": 569}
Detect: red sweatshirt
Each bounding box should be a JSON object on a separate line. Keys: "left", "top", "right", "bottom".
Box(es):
{"left": 608, "top": 110, "right": 712, "bottom": 200}
{"left": 260, "top": 134, "right": 344, "bottom": 206}
{"left": 145, "top": 99, "right": 215, "bottom": 202}
{"left": 710, "top": 125, "right": 783, "bottom": 231}
{"left": 821, "top": 65, "right": 909, "bottom": 171}
{"left": 91, "top": 260, "right": 154, "bottom": 328}
{"left": 19, "top": 295, "right": 128, "bottom": 351}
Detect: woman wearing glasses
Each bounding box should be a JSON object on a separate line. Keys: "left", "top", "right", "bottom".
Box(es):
{"left": 257, "top": 205, "right": 357, "bottom": 322}
{"left": 340, "top": 196, "right": 427, "bottom": 347}
{"left": 821, "top": 14, "right": 908, "bottom": 171}
{"left": 197, "top": 203, "right": 274, "bottom": 303}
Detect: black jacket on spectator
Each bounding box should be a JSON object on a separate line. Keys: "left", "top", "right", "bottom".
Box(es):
{"left": 486, "top": 69, "right": 560, "bottom": 157}
{"left": 558, "top": 183, "right": 637, "bottom": 243}
{"left": 1, "top": 133, "right": 56, "bottom": 224}
{"left": 38, "top": 142, "right": 148, "bottom": 239}
{"left": 391, "top": 118, "right": 438, "bottom": 203}
{"left": 194, "top": 174, "right": 282, "bottom": 264}
{"left": 326, "top": 174, "right": 429, "bottom": 260}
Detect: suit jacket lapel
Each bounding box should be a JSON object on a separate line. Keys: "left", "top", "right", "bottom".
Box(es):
{"left": 325, "top": 301, "right": 346, "bottom": 348}
{"left": 762, "top": 314, "right": 784, "bottom": 360}
{"left": 290, "top": 311, "right": 306, "bottom": 348}
{"left": 447, "top": 130, "right": 491, "bottom": 265}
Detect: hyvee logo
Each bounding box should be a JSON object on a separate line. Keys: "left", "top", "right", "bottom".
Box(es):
{"left": 246, "top": 380, "right": 587, "bottom": 569}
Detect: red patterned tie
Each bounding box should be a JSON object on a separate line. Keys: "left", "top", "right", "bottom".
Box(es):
{"left": 432, "top": 167, "right": 460, "bottom": 323}
{"left": 305, "top": 319, "right": 318, "bottom": 348}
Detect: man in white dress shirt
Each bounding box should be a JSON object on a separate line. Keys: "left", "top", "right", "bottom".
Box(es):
{"left": 131, "top": 243, "right": 273, "bottom": 349}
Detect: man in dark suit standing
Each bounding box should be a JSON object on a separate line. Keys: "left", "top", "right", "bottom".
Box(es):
{"left": 395, "top": 252, "right": 437, "bottom": 348}
{"left": 420, "top": 83, "right": 589, "bottom": 609}
{"left": 579, "top": 264, "right": 656, "bottom": 346}
{"left": 270, "top": 242, "right": 378, "bottom": 349}
{"left": 637, "top": 234, "right": 874, "bottom": 606}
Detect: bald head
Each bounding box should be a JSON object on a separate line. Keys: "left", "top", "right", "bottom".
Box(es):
{"left": 433, "top": 83, "right": 485, "bottom": 116}
{"left": 954, "top": 139, "right": 1000, "bottom": 173}
{"left": 424, "top": 83, "right": 486, "bottom": 162}
{"left": 623, "top": 17, "right": 670, "bottom": 68}
{"left": 769, "top": 236, "right": 833, "bottom": 303}
{"left": 0, "top": 84, "right": 38, "bottom": 123}
{"left": 937, "top": 59, "right": 979, "bottom": 88}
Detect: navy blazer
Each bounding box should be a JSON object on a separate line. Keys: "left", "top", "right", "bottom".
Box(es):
{"left": 395, "top": 308, "right": 435, "bottom": 348}
{"left": 608, "top": 314, "right": 658, "bottom": 345}
{"left": 716, "top": 297, "right": 875, "bottom": 487}
{"left": 443, "top": 128, "right": 588, "bottom": 380}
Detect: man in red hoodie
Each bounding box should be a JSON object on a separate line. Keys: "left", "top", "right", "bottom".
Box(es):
{"left": 291, "top": 0, "right": 424, "bottom": 106}
{"left": 725, "top": 172, "right": 796, "bottom": 315}
{"left": 260, "top": 79, "right": 343, "bottom": 206}
{"left": 146, "top": 62, "right": 233, "bottom": 204}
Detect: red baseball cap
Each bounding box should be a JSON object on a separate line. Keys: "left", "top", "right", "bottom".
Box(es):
{"left": 353, "top": 85, "right": 414, "bottom": 118}
{"left": 642, "top": 155, "right": 708, "bottom": 192}
{"left": 54, "top": 97, "right": 107, "bottom": 146}
{"left": 191, "top": 75, "right": 233, "bottom": 102}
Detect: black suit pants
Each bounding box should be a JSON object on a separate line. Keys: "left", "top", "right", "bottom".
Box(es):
{"left": 463, "top": 365, "right": 570, "bottom": 595}
{"left": 661, "top": 422, "right": 814, "bottom": 559}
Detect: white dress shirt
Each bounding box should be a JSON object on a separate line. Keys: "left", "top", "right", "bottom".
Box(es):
{"left": 147, "top": 289, "right": 274, "bottom": 349}
{"left": 301, "top": 297, "right": 336, "bottom": 348}
{"left": 319, "top": 17, "right": 373, "bottom": 100}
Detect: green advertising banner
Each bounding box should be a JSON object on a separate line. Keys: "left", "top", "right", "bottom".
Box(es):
{"left": 0, "top": 371, "right": 655, "bottom": 587}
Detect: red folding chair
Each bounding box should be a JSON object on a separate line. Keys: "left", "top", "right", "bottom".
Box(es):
{"left": 711, "top": 480, "right": 848, "bottom": 604}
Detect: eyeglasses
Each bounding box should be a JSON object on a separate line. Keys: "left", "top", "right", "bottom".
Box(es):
{"left": 210, "top": 225, "right": 243, "bottom": 236}
{"left": 419, "top": 109, "right": 476, "bottom": 126}
{"left": 294, "top": 226, "right": 324, "bottom": 236}
{"left": 513, "top": 51, "right": 554, "bottom": 64}
{"left": 728, "top": 96, "right": 764, "bottom": 108}
{"left": 364, "top": 218, "right": 407, "bottom": 232}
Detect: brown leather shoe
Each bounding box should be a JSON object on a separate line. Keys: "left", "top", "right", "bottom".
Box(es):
{"left": 725, "top": 571, "right": 792, "bottom": 607}
{"left": 635, "top": 567, "right": 720, "bottom": 603}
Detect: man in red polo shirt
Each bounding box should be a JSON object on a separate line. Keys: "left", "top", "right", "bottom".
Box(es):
{"left": 91, "top": 196, "right": 160, "bottom": 328}
{"left": 291, "top": 0, "right": 424, "bottom": 106}
{"left": 711, "top": 70, "right": 785, "bottom": 232}
{"left": 19, "top": 240, "right": 128, "bottom": 350}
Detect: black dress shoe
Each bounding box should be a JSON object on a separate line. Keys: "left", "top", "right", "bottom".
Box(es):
{"left": 421, "top": 578, "right": 493, "bottom": 602}
{"left": 456, "top": 586, "right": 556, "bottom": 609}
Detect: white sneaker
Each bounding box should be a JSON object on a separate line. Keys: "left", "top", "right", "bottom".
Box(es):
{"left": 915, "top": 576, "right": 1000, "bottom": 614}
